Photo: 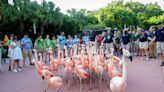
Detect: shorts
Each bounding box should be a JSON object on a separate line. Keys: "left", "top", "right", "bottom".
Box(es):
{"left": 37, "top": 48, "right": 44, "bottom": 54}
{"left": 45, "top": 48, "right": 51, "bottom": 53}
{"left": 23, "top": 49, "right": 32, "bottom": 59}
{"left": 59, "top": 44, "right": 65, "bottom": 50}
{"left": 156, "top": 42, "right": 164, "bottom": 54}
{"left": 139, "top": 41, "right": 148, "bottom": 49}
{"left": 105, "top": 43, "right": 113, "bottom": 51}
{"left": 122, "top": 42, "right": 130, "bottom": 51}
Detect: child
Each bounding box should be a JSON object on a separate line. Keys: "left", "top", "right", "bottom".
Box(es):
{"left": 11, "top": 36, "right": 23, "bottom": 72}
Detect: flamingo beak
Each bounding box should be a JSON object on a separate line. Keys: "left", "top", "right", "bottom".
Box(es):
{"left": 129, "top": 55, "right": 132, "bottom": 62}
{"left": 42, "top": 76, "right": 44, "bottom": 80}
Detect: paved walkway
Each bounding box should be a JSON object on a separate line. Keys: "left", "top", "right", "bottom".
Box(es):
{"left": 0, "top": 57, "right": 164, "bottom": 92}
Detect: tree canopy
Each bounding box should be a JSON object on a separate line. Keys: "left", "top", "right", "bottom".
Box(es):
{"left": 0, "top": 0, "right": 164, "bottom": 39}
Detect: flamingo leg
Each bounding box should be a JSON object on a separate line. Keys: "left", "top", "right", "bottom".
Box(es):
{"left": 80, "top": 78, "right": 82, "bottom": 92}
{"left": 99, "top": 74, "right": 103, "bottom": 92}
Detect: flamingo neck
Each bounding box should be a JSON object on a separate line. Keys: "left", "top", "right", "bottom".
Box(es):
{"left": 122, "top": 54, "right": 125, "bottom": 62}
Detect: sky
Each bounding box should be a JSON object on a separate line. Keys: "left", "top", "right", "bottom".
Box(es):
{"left": 30, "top": 0, "right": 164, "bottom": 14}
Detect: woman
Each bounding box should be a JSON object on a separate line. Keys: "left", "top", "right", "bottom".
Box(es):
{"left": 95, "top": 34, "right": 103, "bottom": 49}
{"left": 136, "top": 30, "right": 149, "bottom": 60}
{"left": 11, "top": 36, "right": 23, "bottom": 72}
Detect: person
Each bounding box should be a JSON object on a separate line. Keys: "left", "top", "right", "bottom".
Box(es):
{"left": 35, "top": 34, "right": 44, "bottom": 60}
{"left": 149, "top": 22, "right": 164, "bottom": 66}
{"left": 121, "top": 29, "right": 131, "bottom": 51}
{"left": 131, "top": 31, "right": 139, "bottom": 55}
{"left": 113, "top": 31, "right": 121, "bottom": 55}
{"left": 11, "top": 36, "right": 23, "bottom": 72}
{"left": 67, "top": 35, "right": 74, "bottom": 57}
{"left": 58, "top": 32, "right": 66, "bottom": 50}
{"left": 0, "top": 39, "right": 3, "bottom": 72}
{"left": 148, "top": 26, "right": 156, "bottom": 58}
{"left": 136, "top": 30, "right": 149, "bottom": 60}
{"left": 44, "top": 34, "right": 51, "bottom": 62}
{"left": 58, "top": 32, "right": 66, "bottom": 57}
{"left": 51, "top": 36, "right": 57, "bottom": 58}
{"left": 7, "top": 34, "right": 14, "bottom": 71}
{"left": 20, "top": 33, "right": 33, "bottom": 67}
{"left": 73, "top": 35, "right": 80, "bottom": 46}
{"left": 89, "top": 30, "right": 96, "bottom": 42}
{"left": 102, "top": 29, "right": 114, "bottom": 51}
{"left": 95, "top": 33, "right": 103, "bottom": 49}
{"left": 83, "top": 34, "right": 89, "bottom": 45}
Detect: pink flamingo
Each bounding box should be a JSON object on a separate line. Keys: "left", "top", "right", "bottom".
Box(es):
{"left": 42, "top": 69, "right": 63, "bottom": 92}
{"left": 110, "top": 49, "right": 132, "bottom": 92}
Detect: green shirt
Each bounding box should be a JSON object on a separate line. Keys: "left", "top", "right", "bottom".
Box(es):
{"left": 131, "top": 34, "right": 140, "bottom": 41}
{"left": 35, "top": 38, "right": 44, "bottom": 49}
{"left": 44, "top": 39, "right": 51, "bottom": 48}
{"left": 51, "top": 39, "right": 57, "bottom": 49}
{"left": 8, "top": 40, "right": 12, "bottom": 45}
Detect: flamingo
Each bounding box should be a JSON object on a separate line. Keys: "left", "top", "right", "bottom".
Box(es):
{"left": 49, "top": 51, "right": 59, "bottom": 75}
{"left": 41, "top": 69, "right": 63, "bottom": 92}
{"left": 110, "top": 49, "right": 132, "bottom": 92}
{"left": 74, "top": 58, "right": 89, "bottom": 92}
{"left": 94, "top": 52, "right": 104, "bottom": 92}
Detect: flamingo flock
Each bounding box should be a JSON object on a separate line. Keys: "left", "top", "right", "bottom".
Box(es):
{"left": 33, "top": 42, "right": 132, "bottom": 92}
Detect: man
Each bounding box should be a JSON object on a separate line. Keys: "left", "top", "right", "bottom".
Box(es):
{"left": 44, "top": 34, "right": 51, "bottom": 62}
{"left": 102, "top": 29, "right": 114, "bottom": 51}
{"left": 149, "top": 22, "right": 164, "bottom": 66}
{"left": 51, "top": 36, "right": 57, "bottom": 58}
{"left": 21, "top": 33, "right": 33, "bottom": 66}
{"left": 148, "top": 26, "right": 156, "bottom": 58}
{"left": 121, "top": 29, "right": 131, "bottom": 51}
{"left": 58, "top": 32, "right": 66, "bottom": 50}
{"left": 89, "top": 30, "right": 96, "bottom": 42}
{"left": 35, "top": 34, "right": 44, "bottom": 60}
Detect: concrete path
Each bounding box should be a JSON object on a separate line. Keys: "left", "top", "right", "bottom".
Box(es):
{"left": 0, "top": 57, "right": 164, "bottom": 92}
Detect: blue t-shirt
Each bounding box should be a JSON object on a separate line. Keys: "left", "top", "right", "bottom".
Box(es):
{"left": 67, "top": 39, "right": 74, "bottom": 47}
{"left": 21, "top": 38, "right": 32, "bottom": 50}
{"left": 155, "top": 28, "right": 164, "bottom": 42}
{"left": 59, "top": 35, "right": 66, "bottom": 44}
{"left": 122, "top": 33, "right": 131, "bottom": 45}
{"left": 73, "top": 38, "right": 80, "bottom": 45}
{"left": 83, "top": 36, "right": 89, "bottom": 44}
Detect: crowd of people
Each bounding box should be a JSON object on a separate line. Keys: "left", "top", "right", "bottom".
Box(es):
{"left": 0, "top": 22, "right": 164, "bottom": 73}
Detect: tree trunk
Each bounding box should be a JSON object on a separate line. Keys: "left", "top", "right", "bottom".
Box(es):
{"left": 40, "top": 23, "right": 44, "bottom": 34}
{"left": 20, "top": 20, "right": 24, "bottom": 32}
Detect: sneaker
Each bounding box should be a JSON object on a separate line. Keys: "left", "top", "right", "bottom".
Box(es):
{"left": 30, "top": 63, "right": 34, "bottom": 65}
{"left": 141, "top": 57, "right": 144, "bottom": 60}
{"left": 146, "top": 57, "right": 149, "bottom": 61}
{"left": 12, "top": 69, "right": 18, "bottom": 73}
{"left": 160, "top": 62, "right": 164, "bottom": 66}
{"left": 18, "top": 67, "right": 22, "bottom": 72}
{"left": 8, "top": 66, "right": 11, "bottom": 71}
